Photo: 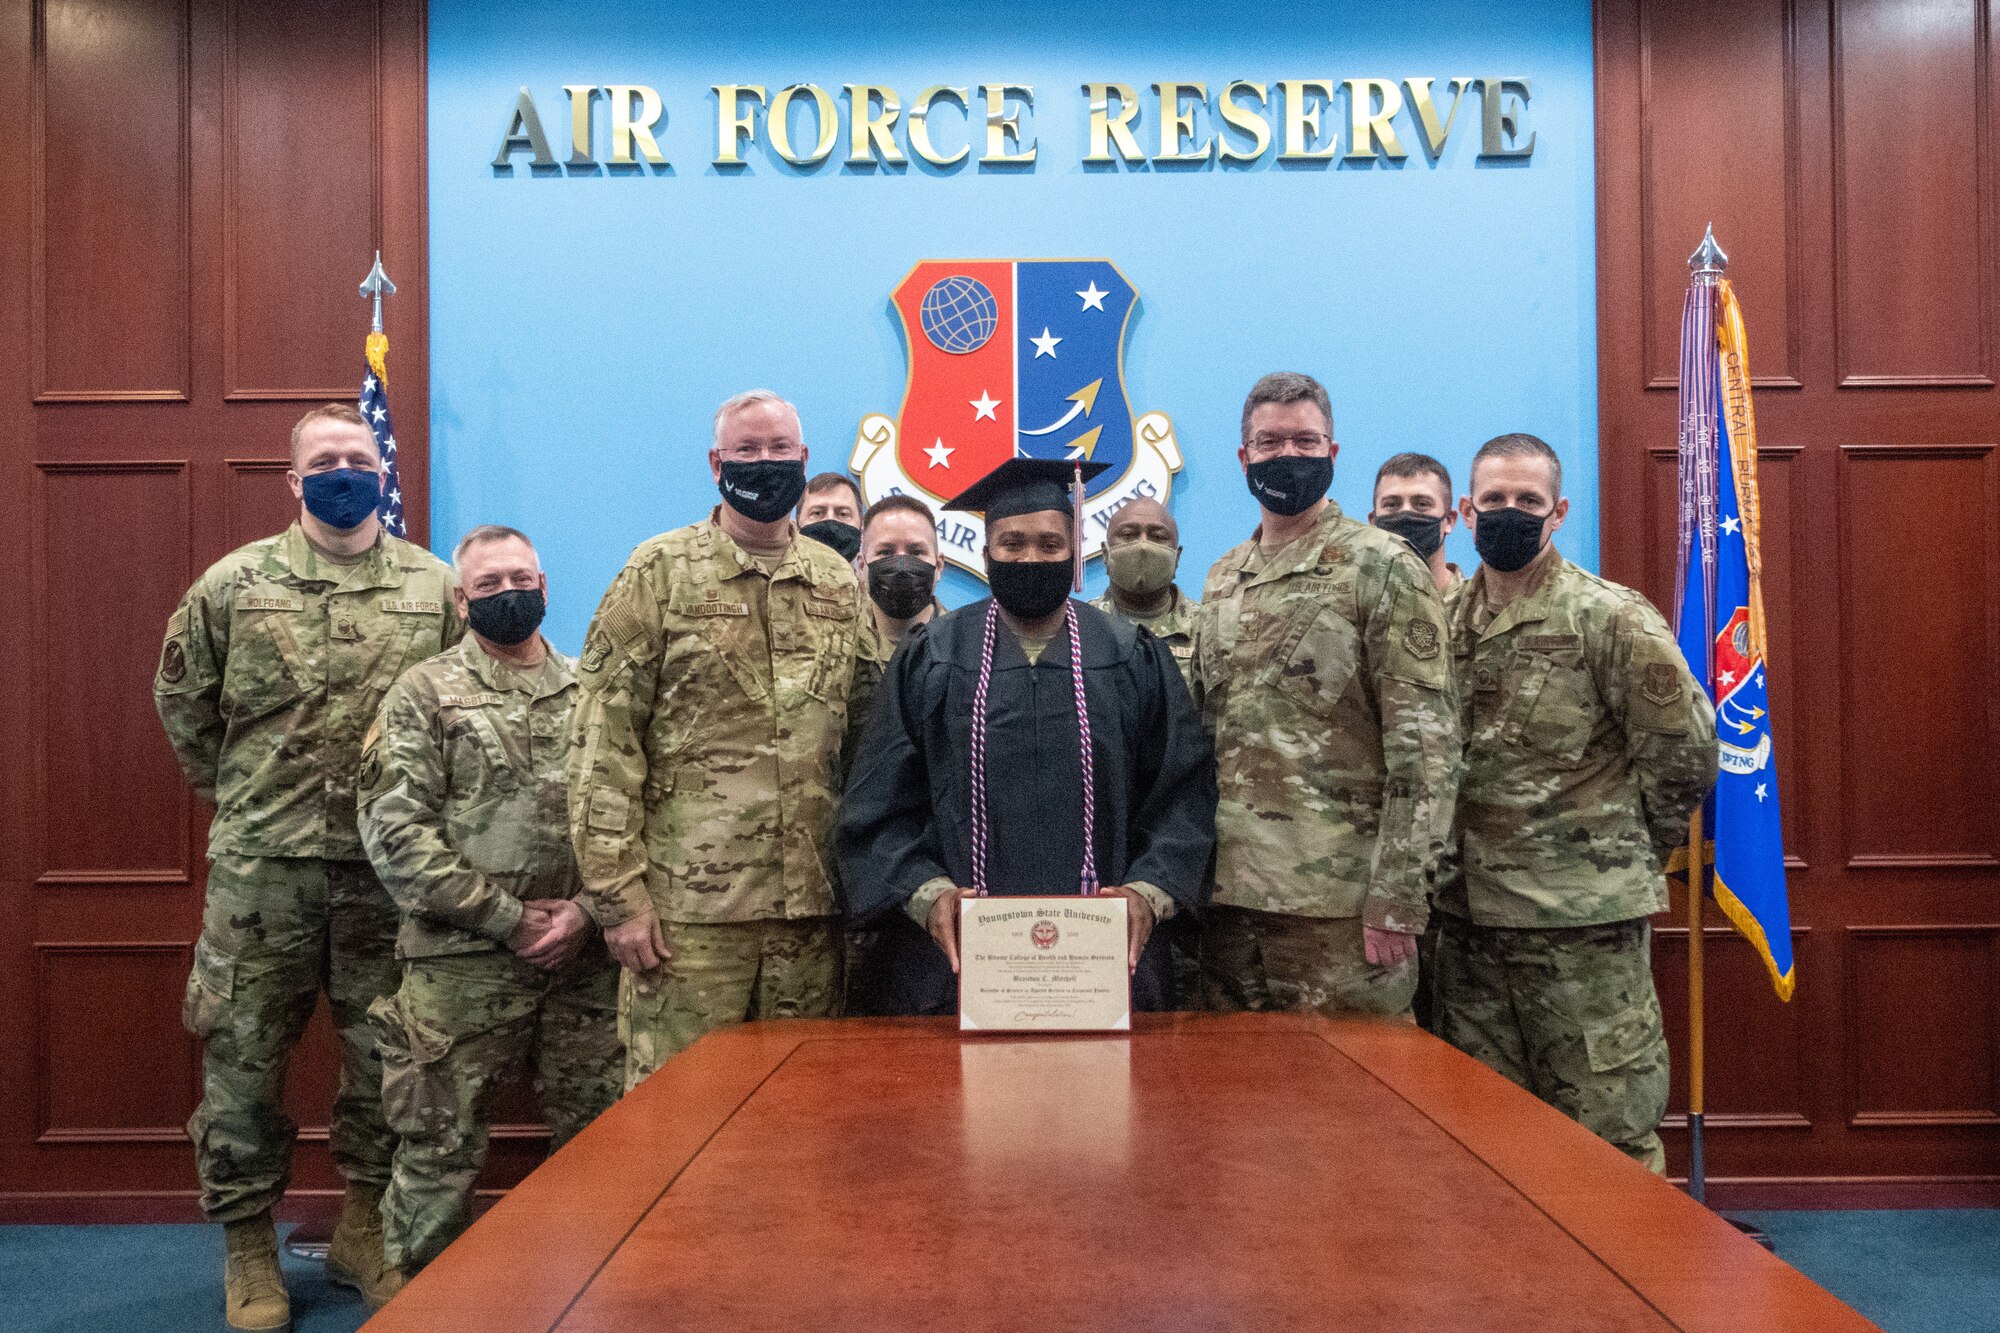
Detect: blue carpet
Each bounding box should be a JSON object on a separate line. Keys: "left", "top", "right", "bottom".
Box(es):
{"left": 0, "top": 1211, "right": 1993, "bottom": 1331}
{"left": 0, "top": 1224, "right": 366, "bottom": 1333}
{"left": 1728, "top": 1210, "right": 2000, "bottom": 1333}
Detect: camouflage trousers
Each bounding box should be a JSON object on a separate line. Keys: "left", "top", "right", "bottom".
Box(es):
{"left": 621, "top": 917, "right": 839, "bottom": 1091}
{"left": 1200, "top": 905, "right": 1416, "bottom": 1017}
{"left": 1434, "top": 913, "right": 1669, "bottom": 1173}
{"left": 181, "top": 854, "right": 401, "bottom": 1223}
{"left": 371, "top": 946, "right": 621, "bottom": 1270}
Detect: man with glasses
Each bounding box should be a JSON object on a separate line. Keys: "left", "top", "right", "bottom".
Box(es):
{"left": 1190, "top": 372, "right": 1460, "bottom": 1018}
{"left": 566, "top": 390, "right": 873, "bottom": 1087}
{"left": 1434, "top": 433, "right": 1714, "bottom": 1171}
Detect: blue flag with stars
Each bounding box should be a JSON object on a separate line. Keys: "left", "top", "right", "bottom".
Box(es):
{"left": 1673, "top": 277, "right": 1795, "bottom": 1000}
{"left": 360, "top": 330, "right": 405, "bottom": 537}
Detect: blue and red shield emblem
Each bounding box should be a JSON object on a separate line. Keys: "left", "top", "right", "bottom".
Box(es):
{"left": 853, "top": 259, "right": 1182, "bottom": 578}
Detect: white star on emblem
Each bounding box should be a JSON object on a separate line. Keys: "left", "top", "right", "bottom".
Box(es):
{"left": 925, "top": 438, "right": 954, "bottom": 469}
{"left": 1077, "top": 282, "right": 1108, "bottom": 312}
{"left": 1722, "top": 515, "right": 1741, "bottom": 535}
{"left": 970, "top": 391, "right": 999, "bottom": 421}
{"left": 1752, "top": 669, "right": 1764, "bottom": 687}
{"left": 1030, "top": 327, "right": 1062, "bottom": 358}
{"left": 1754, "top": 782, "right": 1768, "bottom": 802}
{"left": 1719, "top": 669, "right": 1736, "bottom": 685}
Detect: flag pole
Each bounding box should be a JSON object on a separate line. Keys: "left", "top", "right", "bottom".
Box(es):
{"left": 1686, "top": 804, "right": 1707, "bottom": 1202}
{"left": 1684, "top": 223, "right": 1727, "bottom": 1206}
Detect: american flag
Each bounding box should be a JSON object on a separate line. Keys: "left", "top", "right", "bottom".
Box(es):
{"left": 360, "top": 332, "right": 405, "bottom": 536}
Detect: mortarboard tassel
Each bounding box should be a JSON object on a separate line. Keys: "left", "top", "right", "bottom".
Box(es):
{"left": 1071, "top": 461, "right": 1086, "bottom": 593}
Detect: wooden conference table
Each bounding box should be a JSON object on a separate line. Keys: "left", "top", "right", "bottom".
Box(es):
{"left": 361, "top": 1013, "right": 1875, "bottom": 1332}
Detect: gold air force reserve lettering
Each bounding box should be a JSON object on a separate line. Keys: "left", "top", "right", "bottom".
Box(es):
{"left": 151, "top": 521, "right": 461, "bottom": 1230}
{"left": 1190, "top": 502, "right": 1461, "bottom": 1016}
{"left": 358, "top": 637, "right": 619, "bottom": 1271}
{"left": 566, "top": 516, "right": 872, "bottom": 1083}
{"left": 1432, "top": 549, "right": 1717, "bottom": 1173}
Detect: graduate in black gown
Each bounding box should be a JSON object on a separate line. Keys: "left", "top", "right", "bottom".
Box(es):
{"left": 838, "top": 458, "right": 1217, "bottom": 1016}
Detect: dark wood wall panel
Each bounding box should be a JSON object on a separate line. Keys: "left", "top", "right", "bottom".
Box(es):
{"left": 1846, "top": 927, "right": 1999, "bottom": 1125}
{"left": 31, "top": 0, "right": 189, "bottom": 401}
{"left": 1658, "top": 928, "right": 1814, "bottom": 1128}
{"left": 35, "top": 462, "right": 190, "bottom": 881}
{"left": 1601, "top": 0, "right": 2000, "bottom": 1200}
{"left": 1639, "top": 0, "right": 1800, "bottom": 387}
{"left": 1833, "top": 0, "right": 1993, "bottom": 385}
{"left": 0, "top": 0, "right": 474, "bottom": 1219}
{"left": 223, "top": 0, "right": 381, "bottom": 400}
{"left": 35, "top": 944, "right": 194, "bottom": 1140}
{"left": 1837, "top": 446, "right": 1998, "bottom": 868}
{"left": 224, "top": 458, "right": 295, "bottom": 551}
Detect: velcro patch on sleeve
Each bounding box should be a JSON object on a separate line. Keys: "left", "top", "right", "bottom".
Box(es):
{"left": 1642, "top": 661, "right": 1681, "bottom": 706}
{"left": 1402, "top": 617, "right": 1441, "bottom": 660}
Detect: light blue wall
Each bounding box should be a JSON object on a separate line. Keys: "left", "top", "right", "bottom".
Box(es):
{"left": 428, "top": 0, "right": 1596, "bottom": 651}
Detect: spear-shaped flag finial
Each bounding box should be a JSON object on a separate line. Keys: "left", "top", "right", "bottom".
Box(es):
{"left": 1688, "top": 224, "right": 1728, "bottom": 279}
{"left": 358, "top": 250, "right": 396, "bottom": 334}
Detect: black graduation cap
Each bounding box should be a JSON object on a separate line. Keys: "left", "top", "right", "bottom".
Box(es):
{"left": 945, "top": 456, "right": 1110, "bottom": 520}
{"left": 947, "top": 456, "right": 1111, "bottom": 591}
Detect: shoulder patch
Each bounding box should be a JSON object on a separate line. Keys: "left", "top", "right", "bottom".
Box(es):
{"left": 1402, "top": 618, "right": 1441, "bottom": 660}
{"left": 159, "top": 639, "right": 187, "bottom": 685}
{"left": 1643, "top": 661, "right": 1681, "bottom": 706}
{"left": 581, "top": 626, "right": 612, "bottom": 673}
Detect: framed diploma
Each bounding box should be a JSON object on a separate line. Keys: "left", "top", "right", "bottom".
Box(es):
{"left": 958, "top": 895, "right": 1130, "bottom": 1032}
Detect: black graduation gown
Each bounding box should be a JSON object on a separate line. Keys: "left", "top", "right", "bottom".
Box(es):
{"left": 838, "top": 597, "right": 1217, "bottom": 1016}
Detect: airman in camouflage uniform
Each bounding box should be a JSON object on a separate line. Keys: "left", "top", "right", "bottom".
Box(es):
{"left": 1192, "top": 374, "right": 1460, "bottom": 1018}
{"left": 1368, "top": 451, "right": 1467, "bottom": 1031}
{"left": 1091, "top": 495, "right": 1203, "bottom": 1004}
{"left": 154, "top": 403, "right": 459, "bottom": 1328}
{"left": 1435, "top": 434, "right": 1716, "bottom": 1172}
{"left": 569, "top": 391, "right": 873, "bottom": 1088}
{"left": 844, "top": 494, "right": 947, "bottom": 1016}
{"left": 359, "top": 526, "right": 619, "bottom": 1286}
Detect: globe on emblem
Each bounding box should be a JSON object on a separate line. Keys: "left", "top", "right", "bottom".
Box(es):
{"left": 918, "top": 275, "right": 999, "bottom": 354}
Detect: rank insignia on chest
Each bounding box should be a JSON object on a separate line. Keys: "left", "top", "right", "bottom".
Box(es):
{"left": 1402, "top": 619, "right": 1441, "bottom": 660}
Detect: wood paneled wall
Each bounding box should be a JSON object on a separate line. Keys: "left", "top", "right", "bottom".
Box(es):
{"left": 1598, "top": 0, "right": 2000, "bottom": 1203}
{"left": 2, "top": 0, "right": 1995, "bottom": 1216}
{"left": 0, "top": 0, "right": 554, "bottom": 1219}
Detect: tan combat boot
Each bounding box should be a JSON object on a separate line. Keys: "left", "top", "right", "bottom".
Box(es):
{"left": 324, "top": 1182, "right": 401, "bottom": 1309}
{"left": 222, "top": 1213, "right": 292, "bottom": 1332}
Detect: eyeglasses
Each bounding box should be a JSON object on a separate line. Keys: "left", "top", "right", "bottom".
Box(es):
{"left": 718, "top": 440, "right": 803, "bottom": 461}
{"left": 1245, "top": 432, "right": 1331, "bottom": 460}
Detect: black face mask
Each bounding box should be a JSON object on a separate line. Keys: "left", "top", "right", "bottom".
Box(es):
{"left": 986, "top": 557, "right": 1073, "bottom": 621}
{"left": 1245, "top": 454, "right": 1333, "bottom": 517}
{"left": 718, "top": 459, "right": 808, "bottom": 523}
{"left": 1375, "top": 511, "right": 1446, "bottom": 561}
{"left": 465, "top": 588, "right": 546, "bottom": 646}
{"left": 801, "top": 519, "right": 861, "bottom": 562}
{"left": 1473, "top": 506, "right": 1548, "bottom": 573}
{"left": 867, "top": 554, "right": 936, "bottom": 620}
